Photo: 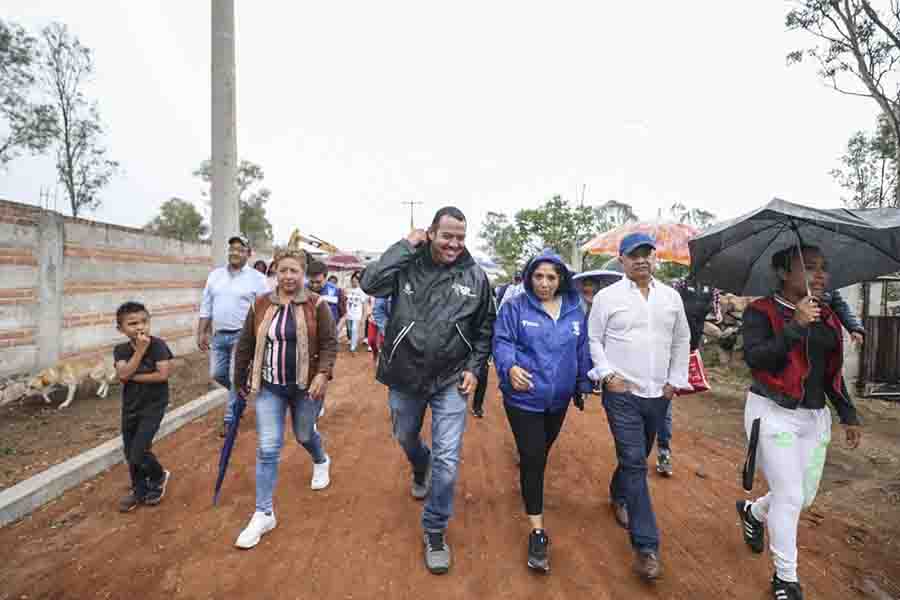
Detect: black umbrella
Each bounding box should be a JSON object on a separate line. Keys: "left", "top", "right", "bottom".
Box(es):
{"left": 213, "top": 392, "right": 247, "bottom": 506}
{"left": 689, "top": 198, "right": 900, "bottom": 296}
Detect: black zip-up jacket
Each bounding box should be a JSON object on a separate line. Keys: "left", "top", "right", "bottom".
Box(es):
{"left": 742, "top": 301, "right": 859, "bottom": 425}
{"left": 361, "top": 239, "right": 497, "bottom": 396}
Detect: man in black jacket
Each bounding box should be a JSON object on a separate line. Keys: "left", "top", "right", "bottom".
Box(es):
{"left": 361, "top": 206, "right": 496, "bottom": 575}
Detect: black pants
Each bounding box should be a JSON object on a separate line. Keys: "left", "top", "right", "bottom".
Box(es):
{"left": 472, "top": 362, "right": 490, "bottom": 412}
{"left": 122, "top": 400, "right": 166, "bottom": 497}
{"left": 505, "top": 402, "right": 569, "bottom": 515}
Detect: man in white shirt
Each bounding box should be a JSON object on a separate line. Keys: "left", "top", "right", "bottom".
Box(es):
{"left": 587, "top": 232, "right": 690, "bottom": 582}
{"left": 197, "top": 235, "right": 269, "bottom": 435}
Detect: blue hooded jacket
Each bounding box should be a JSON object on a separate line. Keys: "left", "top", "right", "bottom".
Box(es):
{"left": 493, "top": 250, "right": 593, "bottom": 413}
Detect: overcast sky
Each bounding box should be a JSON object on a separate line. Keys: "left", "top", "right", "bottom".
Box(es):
{"left": 0, "top": 2, "right": 881, "bottom": 254}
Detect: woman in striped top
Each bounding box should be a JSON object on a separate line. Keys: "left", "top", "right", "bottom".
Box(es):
{"left": 232, "top": 248, "right": 338, "bottom": 550}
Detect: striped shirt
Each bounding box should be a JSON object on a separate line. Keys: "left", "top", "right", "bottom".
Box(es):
{"left": 262, "top": 304, "right": 298, "bottom": 386}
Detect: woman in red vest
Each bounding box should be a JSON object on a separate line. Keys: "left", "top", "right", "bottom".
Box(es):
{"left": 735, "top": 244, "right": 862, "bottom": 600}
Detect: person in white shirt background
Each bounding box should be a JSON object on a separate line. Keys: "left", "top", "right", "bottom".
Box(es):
{"left": 345, "top": 271, "right": 368, "bottom": 352}
{"left": 587, "top": 232, "right": 691, "bottom": 582}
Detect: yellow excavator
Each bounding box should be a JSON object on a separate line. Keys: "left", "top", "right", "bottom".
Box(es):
{"left": 286, "top": 229, "right": 340, "bottom": 254}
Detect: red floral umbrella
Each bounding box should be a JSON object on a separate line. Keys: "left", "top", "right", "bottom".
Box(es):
{"left": 324, "top": 253, "right": 366, "bottom": 271}
{"left": 582, "top": 222, "right": 699, "bottom": 266}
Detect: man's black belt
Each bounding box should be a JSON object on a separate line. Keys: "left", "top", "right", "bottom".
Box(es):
{"left": 216, "top": 328, "right": 241, "bottom": 334}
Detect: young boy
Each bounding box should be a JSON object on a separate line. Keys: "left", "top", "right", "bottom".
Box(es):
{"left": 114, "top": 302, "right": 174, "bottom": 512}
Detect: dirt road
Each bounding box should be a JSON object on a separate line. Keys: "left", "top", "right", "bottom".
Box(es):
{"left": 1, "top": 350, "right": 896, "bottom": 599}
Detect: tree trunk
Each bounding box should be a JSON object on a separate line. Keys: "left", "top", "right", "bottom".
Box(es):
{"left": 895, "top": 137, "right": 900, "bottom": 207}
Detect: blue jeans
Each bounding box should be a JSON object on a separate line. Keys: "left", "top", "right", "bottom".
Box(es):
{"left": 254, "top": 383, "right": 327, "bottom": 513}
{"left": 602, "top": 391, "right": 671, "bottom": 553}
{"left": 389, "top": 383, "right": 467, "bottom": 532}
{"left": 210, "top": 330, "right": 240, "bottom": 425}
{"left": 657, "top": 402, "right": 672, "bottom": 452}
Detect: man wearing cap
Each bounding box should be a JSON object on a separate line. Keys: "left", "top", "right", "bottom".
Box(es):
{"left": 198, "top": 235, "right": 270, "bottom": 435}
{"left": 587, "top": 232, "right": 691, "bottom": 581}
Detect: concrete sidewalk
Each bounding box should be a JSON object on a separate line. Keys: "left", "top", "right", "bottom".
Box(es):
{"left": 0, "top": 389, "right": 227, "bottom": 528}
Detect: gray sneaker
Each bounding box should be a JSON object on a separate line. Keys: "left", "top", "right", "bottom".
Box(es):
{"left": 411, "top": 459, "right": 432, "bottom": 500}
{"left": 423, "top": 531, "right": 451, "bottom": 574}
{"left": 656, "top": 449, "right": 673, "bottom": 477}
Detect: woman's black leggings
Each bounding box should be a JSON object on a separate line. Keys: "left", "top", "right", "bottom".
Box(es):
{"left": 504, "top": 402, "right": 569, "bottom": 515}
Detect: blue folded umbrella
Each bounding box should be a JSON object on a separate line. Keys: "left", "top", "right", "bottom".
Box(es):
{"left": 213, "top": 392, "right": 247, "bottom": 506}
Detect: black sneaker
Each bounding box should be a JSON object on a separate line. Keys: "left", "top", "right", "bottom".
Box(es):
{"left": 144, "top": 470, "right": 171, "bottom": 506}
{"left": 527, "top": 529, "right": 550, "bottom": 573}
{"left": 472, "top": 407, "right": 484, "bottom": 418}
{"left": 736, "top": 500, "right": 764, "bottom": 553}
{"left": 772, "top": 574, "right": 803, "bottom": 600}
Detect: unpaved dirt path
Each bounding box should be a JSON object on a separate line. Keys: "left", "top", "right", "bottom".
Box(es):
{"left": 1, "top": 351, "right": 896, "bottom": 599}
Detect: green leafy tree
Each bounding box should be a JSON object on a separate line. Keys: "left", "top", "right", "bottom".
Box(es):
{"left": 515, "top": 195, "right": 599, "bottom": 259}
{"left": 39, "top": 23, "right": 118, "bottom": 217}
{"left": 479, "top": 211, "right": 528, "bottom": 279}
{"left": 655, "top": 262, "right": 690, "bottom": 283}
{"left": 145, "top": 197, "right": 208, "bottom": 242}
{"left": 241, "top": 188, "right": 274, "bottom": 248}
{"left": 193, "top": 158, "right": 274, "bottom": 248}
{"left": 479, "top": 195, "right": 602, "bottom": 277}
{"left": 0, "top": 19, "right": 56, "bottom": 168}
{"left": 786, "top": 0, "right": 900, "bottom": 203}
{"left": 830, "top": 121, "right": 898, "bottom": 208}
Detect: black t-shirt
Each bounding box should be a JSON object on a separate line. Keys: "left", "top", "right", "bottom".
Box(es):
{"left": 113, "top": 336, "right": 174, "bottom": 408}
{"left": 801, "top": 322, "right": 838, "bottom": 410}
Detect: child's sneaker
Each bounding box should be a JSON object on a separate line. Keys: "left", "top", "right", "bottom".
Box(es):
{"left": 118, "top": 490, "right": 141, "bottom": 513}
{"left": 143, "top": 470, "right": 170, "bottom": 506}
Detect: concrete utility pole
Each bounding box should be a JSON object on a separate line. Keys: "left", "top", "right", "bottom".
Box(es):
{"left": 211, "top": 0, "right": 239, "bottom": 268}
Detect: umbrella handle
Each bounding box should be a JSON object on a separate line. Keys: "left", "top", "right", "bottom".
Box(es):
{"left": 791, "top": 222, "right": 812, "bottom": 298}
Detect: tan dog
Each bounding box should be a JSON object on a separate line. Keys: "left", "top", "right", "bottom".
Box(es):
{"left": 23, "top": 357, "right": 117, "bottom": 409}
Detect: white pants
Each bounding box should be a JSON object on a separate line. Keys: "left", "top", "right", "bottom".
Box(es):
{"left": 745, "top": 391, "right": 831, "bottom": 583}
{"left": 349, "top": 319, "right": 362, "bottom": 351}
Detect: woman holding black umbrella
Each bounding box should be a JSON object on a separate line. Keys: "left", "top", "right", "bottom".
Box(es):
{"left": 232, "top": 246, "right": 338, "bottom": 549}
{"left": 736, "top": 244, "right": 861, "bottom": 600}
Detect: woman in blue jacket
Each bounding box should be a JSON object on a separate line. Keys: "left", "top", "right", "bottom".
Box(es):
{"left": 493, "top": 249, "right": 593, "bottom": 573}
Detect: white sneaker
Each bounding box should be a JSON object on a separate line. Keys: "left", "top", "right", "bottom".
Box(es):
{"left": 318, "top": 404, "right": 325, "bottom": 419}
{"left": 235, "top": 511, "right": 277, "bottom": 549}
{"left": 311, "top": 455, "right": 331, "bottom": 490}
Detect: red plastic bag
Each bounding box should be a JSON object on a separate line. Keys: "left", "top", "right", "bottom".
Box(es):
{"left": 676, "top": 350, "right": 710, "bottom": 395}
